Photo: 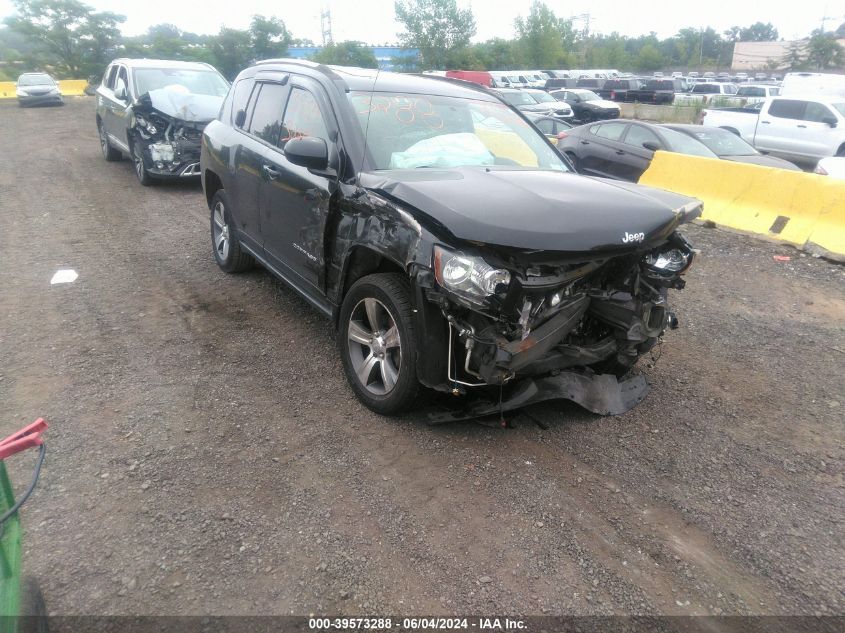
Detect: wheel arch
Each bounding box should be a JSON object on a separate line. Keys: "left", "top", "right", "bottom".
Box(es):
{"left": 204, "top": 169, "right": 223, "bottom": 209}
{"left": 335, "top": 246, "right": 407, "bottom": 323}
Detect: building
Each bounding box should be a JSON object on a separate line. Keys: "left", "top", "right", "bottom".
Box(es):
{"left": 732, "top": 39, "right": 845, "bottom": 71}
{"left": 286, "top": 46, "right": 420, "bottom": 71}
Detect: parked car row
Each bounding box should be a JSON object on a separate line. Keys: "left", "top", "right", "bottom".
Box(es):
{"left": 89, "top": 56, "right": 707, "bottom": 418}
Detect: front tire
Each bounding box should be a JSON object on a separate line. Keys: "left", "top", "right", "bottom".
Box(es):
{"left": 338, "top": 273, "right": 420, "bottom": 415}
{"left": 210, "top": 190, "right": 254, "bottom": 273}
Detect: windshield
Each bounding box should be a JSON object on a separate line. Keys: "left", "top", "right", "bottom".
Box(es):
{"left": 578, "top": 91, "right": 600, "bottom": 101}
{"left": 676, "top": 128, "right": 755, "bottom": 156}
{"left": 528, "top": 91, "right": 555, "bottom": 103}
{"left": 661, "top": 128, "right": 718, "bottom": 158}
{"left": 832, "top": 103, "right": 845, "bottom": 117}
{"left": 18, "top": 74, "right": 53, "bottom": 86}
{"left": 348, "top": 91, "right": 569, "bottom": 172}
{"left": 500, "top": 91, "right": 537, "bottom": 106}
{"left": 133, "top": 68, "right": 229, "bottom": 98}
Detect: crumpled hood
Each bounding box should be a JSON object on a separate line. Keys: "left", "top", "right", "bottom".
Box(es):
{"left": 361, "top": 167, "right": 701, "bottom": 252}
{"left": 136, "top": 88, "right": 223, "bottom": 122}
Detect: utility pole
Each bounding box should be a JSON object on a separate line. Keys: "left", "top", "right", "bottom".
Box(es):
{"left": 321, "top": 3, "right": 333, "bottom": 46}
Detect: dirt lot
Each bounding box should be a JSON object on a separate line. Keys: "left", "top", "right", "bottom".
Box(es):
{"left": 0, "top": 97, "right": 843, "bottom": 619}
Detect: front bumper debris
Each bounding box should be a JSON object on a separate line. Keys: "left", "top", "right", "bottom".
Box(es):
{"left": 427, "top": 371, "right": 649, "bottom": 424}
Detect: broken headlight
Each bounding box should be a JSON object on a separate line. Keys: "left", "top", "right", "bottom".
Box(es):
{"left": 644, "top": 249, "right": 690, "bottom": 273}
{"left": 434, "top": 245, "right": 511, "bottom": 306}
{"left": 135, "top": 114, "right": 158, "bottom": 135}
{"left": 643, "top": 233, "right": 695, "bottom": 277}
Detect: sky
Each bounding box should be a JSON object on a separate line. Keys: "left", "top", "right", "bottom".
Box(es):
{"left": 0, "top": 0, "right": 842, "bottom": 43}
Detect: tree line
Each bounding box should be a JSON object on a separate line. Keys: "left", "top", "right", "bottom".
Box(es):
{"left": 1, "top": 0, "right": 843, "bottom": 82}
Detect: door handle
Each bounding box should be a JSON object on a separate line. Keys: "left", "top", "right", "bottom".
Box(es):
{"left": 797, "top": 124, "right": 807, "bottom": 128}
{"left": 262, "top": 164, "right": 281, "bottom": 180}
{"left": 615, "top": 150, "right": 625, "bottom": 155}
{"left": 760, "top": 120, "right": 771, "bottom": 124}
{"left": 580, "top": 140, "right": 590, "bottom": 145}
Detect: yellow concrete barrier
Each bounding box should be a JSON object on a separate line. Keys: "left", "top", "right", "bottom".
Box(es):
{"left": 0, "top": 79, "right": 90, "bottom": 98}
{"left": 639, "top": 151, "right": 845, "bottom": 259}
{"left": 58, "top": 79, "right": 89, "bottom": 96}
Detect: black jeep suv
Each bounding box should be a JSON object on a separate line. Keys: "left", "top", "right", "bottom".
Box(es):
{"left": 96, "top": 59, "right": 229, "bottom": 185}
{"left": 201, "top": 60, "right": 701, "bottom": 418}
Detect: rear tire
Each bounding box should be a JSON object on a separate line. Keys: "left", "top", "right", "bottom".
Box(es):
{"left": 210, "top": 190, "right": 254, "bottom": 273}
{"left": 338, "top": 273, "right": 420, "bottom": 415}
{"left": 98, "top": 120, "right": 121, "bottom": 162}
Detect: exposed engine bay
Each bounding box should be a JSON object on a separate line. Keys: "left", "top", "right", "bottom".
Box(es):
{"left": 131, "top": 88, "right": 221, "bottom": 177}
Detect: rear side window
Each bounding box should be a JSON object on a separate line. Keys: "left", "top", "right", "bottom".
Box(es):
{"left": 280, "top": 88, "right": 329, "bottom": 148}
{"left": 535, "top": 119, "right": 555, "bottom": 135}
{"left": 592, "top": 122, "right": 627, "bottom": 141}
{"left": 768, "top": 99, "right": 806, "bottom": 120}
{"left": 230, "top": 78, "right": 256, "bottom": 127}
{"left": 248, "top": 82, "right": 288, "bottom": 145}
{"left": 803, "top": 102, "right": 834, "bottom": 123}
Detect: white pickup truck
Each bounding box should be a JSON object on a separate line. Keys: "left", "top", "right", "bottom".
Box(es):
{"left": 702, "top": 95, "right": 845, "bottom": 164}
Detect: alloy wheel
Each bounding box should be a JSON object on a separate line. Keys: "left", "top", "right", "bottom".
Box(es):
{"left": 212, "top": 201, "right": 230, "bottom": 262}
{"left": 347, "top": 298, "right": 402, "bottom": 395}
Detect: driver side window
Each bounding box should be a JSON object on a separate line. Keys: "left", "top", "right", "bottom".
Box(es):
{"left": 115, "top": 66, "right": 129, "bottom": 97}
{"left": 280, "top": 88, "right": 329, "bottom": 149}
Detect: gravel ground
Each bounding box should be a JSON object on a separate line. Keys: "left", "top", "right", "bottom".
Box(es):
{"left": 0, "top": 98, "right": 843, "bottom": 619}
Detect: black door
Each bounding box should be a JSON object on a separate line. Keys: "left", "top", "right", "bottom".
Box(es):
{"left": 258, "top": 78, "right": 338, "bottom": 292}
{"left": 615, "top": 124, "right": 662, "bottom": 181}
{"left": 230, "top": 80, "right": 289, "bottom": 251}
{"left": 578, "top": 121, "right": 629, "bottom": 177}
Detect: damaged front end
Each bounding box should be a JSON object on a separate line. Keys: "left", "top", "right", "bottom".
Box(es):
{"left": 132, "top": 110, "right": 203, "bottom": 177}
{"left": 131, "top": 90, "right": 220, "bottom": 178}
{"left": 424, "top": 231, "right": 696, "bottom": 421}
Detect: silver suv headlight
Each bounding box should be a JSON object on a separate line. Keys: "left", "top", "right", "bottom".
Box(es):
{"left": 433, "top": 245, "right": 511, "bottom": 305}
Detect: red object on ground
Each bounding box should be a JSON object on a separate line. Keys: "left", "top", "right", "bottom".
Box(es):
{"left": 0, "top": 418, "right": 48, "bottom": 460}
{"left": 773, "top": 255, "right": 792, "bottom": 262}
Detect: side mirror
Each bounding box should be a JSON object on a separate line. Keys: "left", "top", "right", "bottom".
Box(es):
{"left": 822, "top": 116, "right": 837, "bottom": 128}
{"left": 642, "top": 141, "right": 661, "bottom": 152}
{"left": 284, "top": 136, "right": 328, "bottom": 171}
{"left": 234, "top": 109, "right": 246, "bottom": 128}
{"left": 114, "top": 79, "right": 127, "bottom": 101}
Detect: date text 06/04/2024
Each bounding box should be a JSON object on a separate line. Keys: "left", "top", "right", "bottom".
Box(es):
{"left": 308, "top": 617, "right": 527, "bottom": 630}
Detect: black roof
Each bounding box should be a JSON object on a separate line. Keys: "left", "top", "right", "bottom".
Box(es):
{"left": 253, "top": 59, "right": 498, "bottom": 101}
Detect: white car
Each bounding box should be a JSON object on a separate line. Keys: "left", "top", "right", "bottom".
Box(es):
{"left": 814, "top": 157, "right": 845, "bottom": 179}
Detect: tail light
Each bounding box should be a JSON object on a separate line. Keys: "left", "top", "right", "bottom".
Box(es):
{"left": 556, "top": 131, "right": 568, "bottom": 140}
{"left": 610, "top": 91, "right": 617, "bottom": 100}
